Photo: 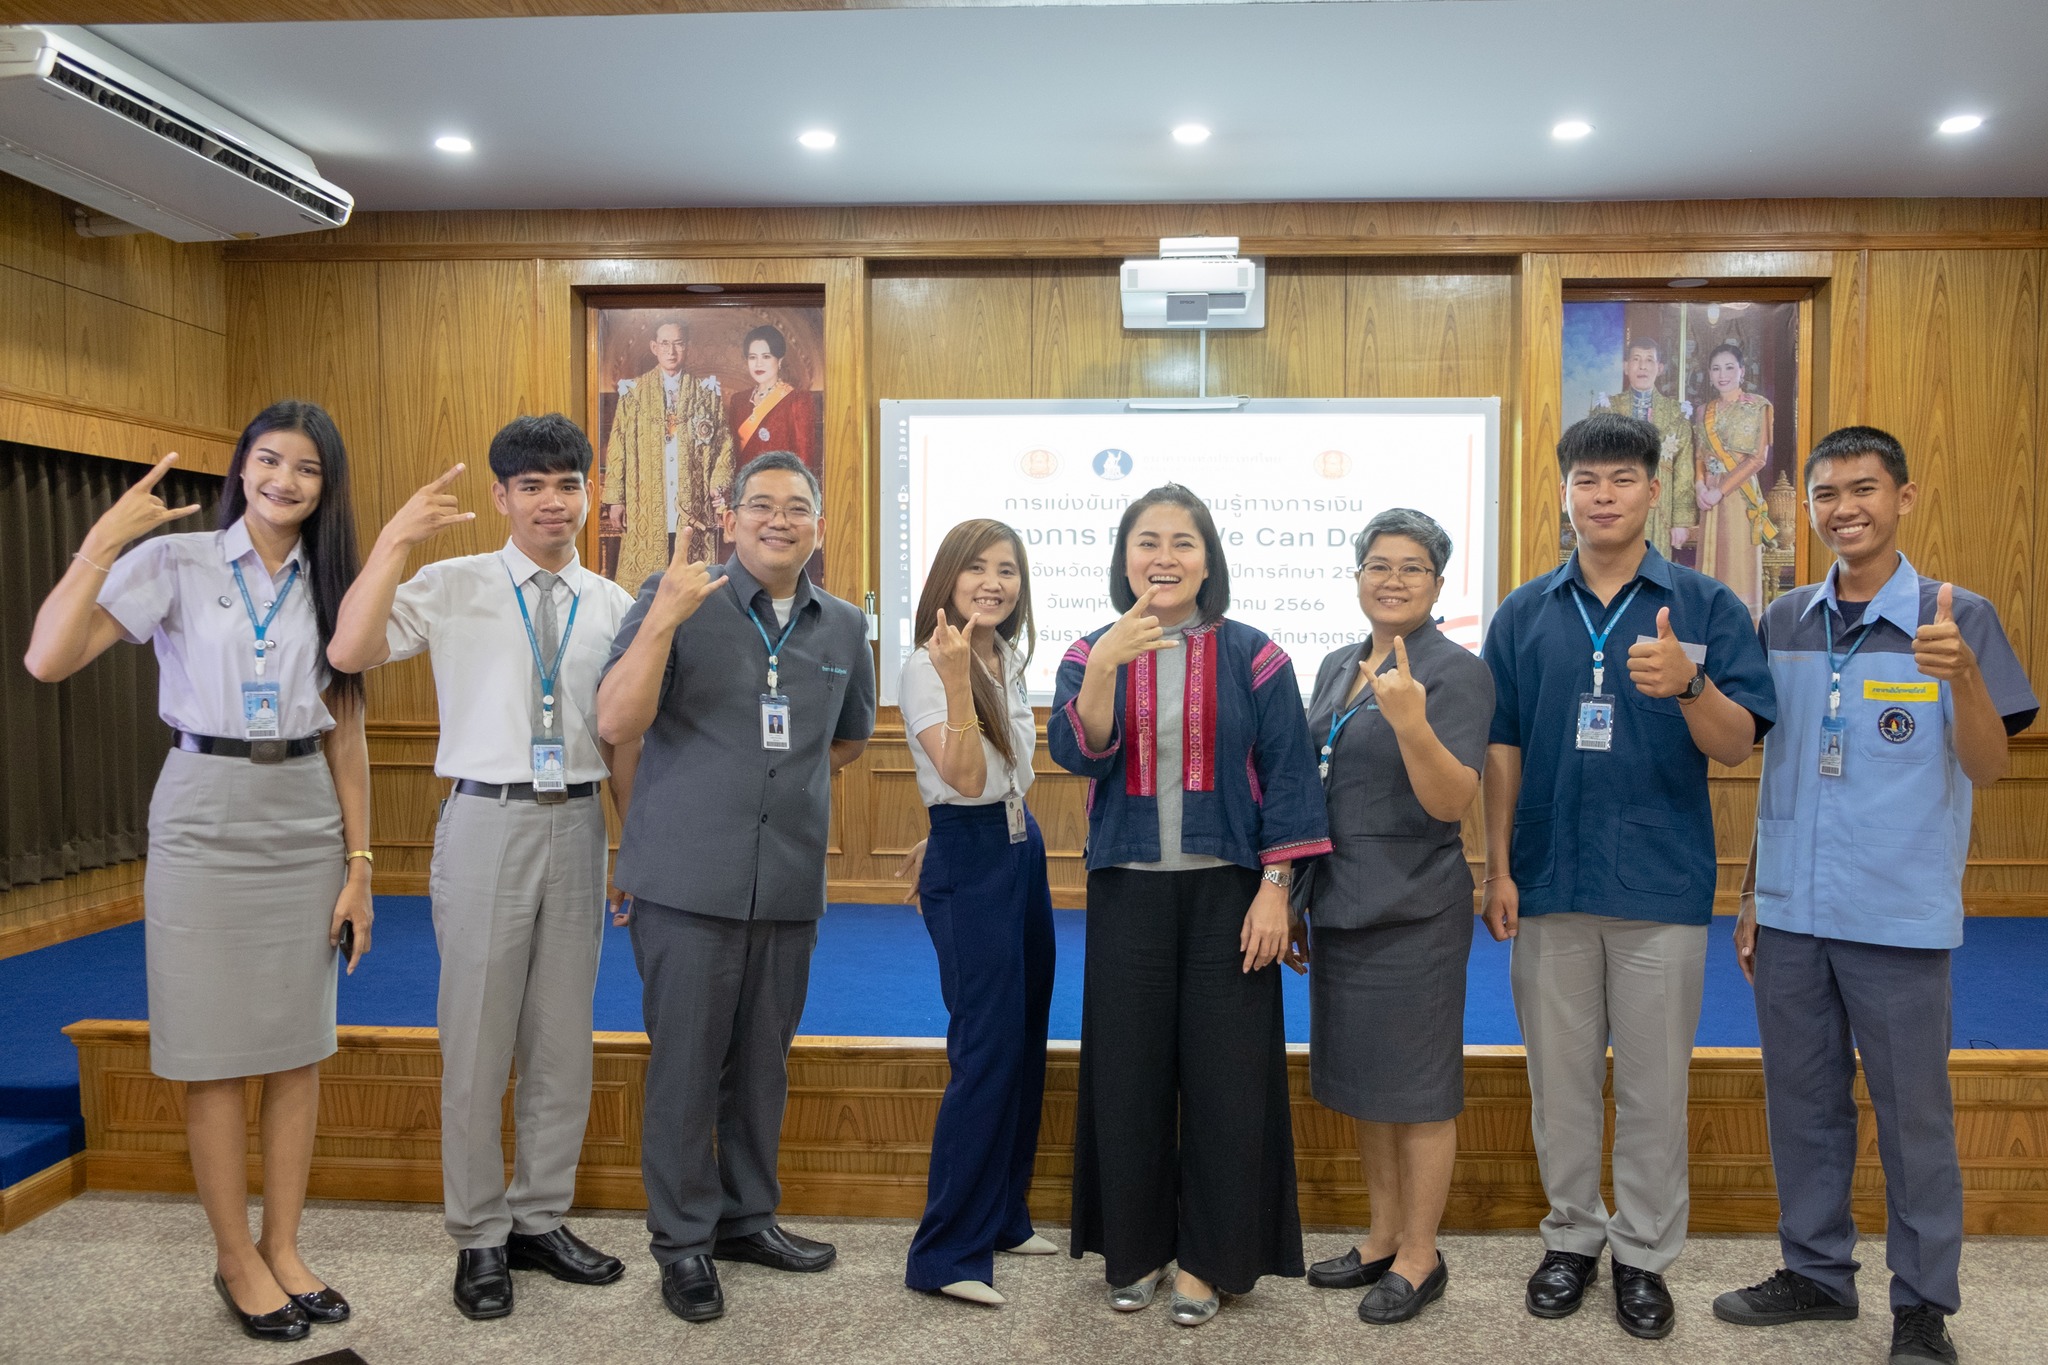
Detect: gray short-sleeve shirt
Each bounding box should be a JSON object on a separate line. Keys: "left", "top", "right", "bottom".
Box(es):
{"left": 604, "top": 556, "right": 876, "bottom": 921}
{"left": 1303, "top": 619, "right": 1494, "bottom": 929}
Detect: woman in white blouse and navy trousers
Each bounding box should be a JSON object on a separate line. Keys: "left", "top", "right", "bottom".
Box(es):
{"left": 26, "top": 401, "right": 373, "bottom": 1344}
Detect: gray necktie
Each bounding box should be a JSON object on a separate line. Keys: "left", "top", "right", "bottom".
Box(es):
{"left": 531, "top": 570, "right": 559, "bottom": 736}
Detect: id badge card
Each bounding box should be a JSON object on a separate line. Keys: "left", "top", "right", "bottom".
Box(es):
{"left": 1576, "top": 693, "right": 1615, "bottom": 752}
{"left": 241, "top": 680, "right": 282, "bottom": 739}
{"left": 1818, "top": 716, "right": 1846, "bottom": 777}
{"left": 760, "top": 694, "right": 791, "bottom": 751}
{"left": 531, "top": 740, "right": 567, "bottom": 792}
{"left": 1005, "top": 794, "right": 1027, "bottom": 845}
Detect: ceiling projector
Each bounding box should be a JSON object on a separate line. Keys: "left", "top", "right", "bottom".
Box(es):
{"left": 1120, "top": 236, "right": 1266, "bottom": 331}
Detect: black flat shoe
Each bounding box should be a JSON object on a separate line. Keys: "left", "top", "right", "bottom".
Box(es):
{"left": 1358, "top": 1253, "right": 1449, "bottom": 1325}
{"left": 1613, "top": 1258, "right": 1675, "bottom": 1340}
{"left": 1526, "top": 1249, "right": 1599, "bottom": 1319}
{"left": 1307, "top": 1246, "right": 1397, "bottom": 1290}
{"left": 507, "top": 1225, "right": 625, "bottom": 1285}
{"left": 454, "top": 1246, "right": 514, "bottom": 1320}
{"left": 1713, "top": 1267, "right": 1857, "bottom": 1326}
{"left": 213, "top": 1272, "right": 310, "bottom": 1342}
{"left": 662, "top": 1255, "right": 724, "bottom": 1322}
{"left": 713, "top": 1225, "right": 836, "bottom": 1273}
{"left": 289, "top": 1285, "right": 351, "bottom": 1324}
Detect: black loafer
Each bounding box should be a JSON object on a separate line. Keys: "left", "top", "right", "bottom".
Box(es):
{"left": 712, "top": 1225, "right": 836, "bottom": 1273}
{"left": 1358, "top": 1253, "right": 1449, "bottom": 1325}
{"left": 662, "top": 1254, "right": 724, "bottom": 1322}
{"left": 1713, "top": 1267, "right": 1857, "bottom": 1326}
{"left": 214, "top": 1273, "right": 310, "bottom": 1342}
{"left": 1307, "top": 1246, "right": 1396, "bottom": 1290}
{"left": 289, "top": 1285, "right": 351, "bottom": 1324}
{"left": 1526, "top": 1249, "right": 1599, "bottom": 1319}
{"left": 1613, "top": 1258, "right": 1675, "bottom": 1340}
{"left": 1890, "top": 1306, "right": 1957, "bottom": 1364}
{"left": 454, "top": 1246, "right": 514, "bottom": 1320}
{"left": 507, "top": 1225, "right": 626, "bottom": 1285}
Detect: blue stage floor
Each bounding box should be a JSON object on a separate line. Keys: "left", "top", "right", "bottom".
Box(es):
{"left": 4, "top": 898, "right": 2045, "bottom": 1185}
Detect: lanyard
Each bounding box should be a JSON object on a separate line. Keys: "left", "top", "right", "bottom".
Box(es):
{"left": 507, "top": 565, "right": 581, "bottom": 733}
{"left": 1825, "top": 602, "right": 1874, "bottom": 720}
{"left": 1569, "top": 580, "right": 1642, "bottom": 694}
{"left": 230, "top": 560, "right": 299, "bottom": 679}
{"left": 1318, "top": 672, "right": 1378, "bottom": 783}
{"left": 747, "top": 602, "right": 801, "bottom": 694}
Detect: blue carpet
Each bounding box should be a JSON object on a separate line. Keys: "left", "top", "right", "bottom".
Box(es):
{"left": 4, "top": 899, "right": 2046, "bottom": 1185}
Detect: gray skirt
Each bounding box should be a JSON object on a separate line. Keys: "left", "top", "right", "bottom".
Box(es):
{"left": 144, "top": 747, "right": 343, "bottom": 1081}
{"left": 1308, "top": 906, "right": 1472, "bottom": 1124}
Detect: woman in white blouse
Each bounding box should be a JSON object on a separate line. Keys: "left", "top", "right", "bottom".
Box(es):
{"left": 26, "top": 402, "right": 372, "bottom": 1344}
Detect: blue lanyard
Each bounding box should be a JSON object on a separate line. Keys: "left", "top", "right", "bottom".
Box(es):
{"left": 1318, "top": 691, "right": 1376, "bottom": 784}
{"left": 1825, "top": 602, "right": 1873, "bottom": 719}
{"left": 1569, "top": 580, "right": 1642, "bottom": 694}
{"left": 507, "top": 565, "right": 581, "bottom": 733}
{"left": 231, "top": 559, "right": 299, "bottom": 679}
{"left": 747, "top": 601, "right": 801, "bottom": 694}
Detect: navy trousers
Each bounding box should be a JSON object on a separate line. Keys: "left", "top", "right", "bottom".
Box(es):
{"left": 1753, "top": 925, "right": 1962, "bottom": 1313}
{"left": 905, "top": 802, "right": 1056, "bottom": 1290}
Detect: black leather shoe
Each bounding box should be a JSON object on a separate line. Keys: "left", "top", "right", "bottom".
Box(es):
{"left": 1713, "top": 1267, "right": 1857, "bottom": 1326}
{"left": 213, "top": 1273, "right": 310, "bottom": 1342}
{"left": 507, "top": 1225, "right": 626, "bottom": 1285}
{"left": 289, "top": 1285, "right": 351, "bottom": 1324}
{"left": 1890, "top": 1306, "right": 1957, "bottom": 1364}
{"left": 1358, "top": 1253, "right": 1449, "bottom": 1325}
{"left": 712, "top": 1225, "right": 836, "bottom": 1273}
{"left": 1613, "top": 1258, "right": 1675, "bottom": 1340}
{"left": 454, "top": 1246, "right": 514, "bottom": 1320}
{"left": 662, "top": 1255, "right": 724, "bottom": 1322}
{"left": 1307, "top": 1246, "right": 1396, "bottom": 1290}
{"left": 1526, "top": 1249, "right": 1599, "bottom": 1319}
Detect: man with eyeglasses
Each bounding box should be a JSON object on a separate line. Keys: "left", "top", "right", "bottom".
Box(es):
{"left": 601, "top": 319, "right": 736, "bottom": 592}
{"left": 598, "top": 450, "right": 876, "bottom": 1325}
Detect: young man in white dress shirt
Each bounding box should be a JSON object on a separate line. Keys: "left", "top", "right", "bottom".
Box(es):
{"left": 329, "top": 414, "right": 639, "bottom": 1320}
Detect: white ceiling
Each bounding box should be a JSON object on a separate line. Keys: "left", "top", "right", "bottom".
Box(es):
{"left": 89, "top": 0, "right": 2048, "bottom": 210}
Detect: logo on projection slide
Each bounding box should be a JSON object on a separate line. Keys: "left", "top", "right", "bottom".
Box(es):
{"left": 1314, "top": 449, "right": 1352, "bottom": 479}
{"left": 1877, "top": 706, "right": 1916, "bottom": 744}
{"left": 1092, "top": 448, "right": 1134, "bottom": 481}
{"left": 1019, "top": 448, "right": 1060, "bottom": 479}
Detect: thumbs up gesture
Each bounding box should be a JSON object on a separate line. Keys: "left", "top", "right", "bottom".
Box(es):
{"left": 1627, "top": 605, "right": 1697, "bottom": 699}
{"left": 1372, "top": 634, "right": 1428, "bottom": 733}
{"left": 1912, "top": 583, "right": 1977, "bottom": 682}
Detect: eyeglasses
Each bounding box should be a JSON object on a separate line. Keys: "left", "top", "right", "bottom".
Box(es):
{"left": 736, "top": 500, "right": 816, "bottom": 525}
{"left": 1357, "top": 562, "right": 1437, "bottom": 585}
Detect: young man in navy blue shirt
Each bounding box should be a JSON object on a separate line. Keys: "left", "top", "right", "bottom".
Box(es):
{"left": 1482, "top": 412, "right": 1776, "bottom": 1340}
{"left": 1714, "top": 427, "right": 2036, "bottom": 1365}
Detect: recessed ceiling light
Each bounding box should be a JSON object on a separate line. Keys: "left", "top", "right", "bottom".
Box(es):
{"left": 1938, "top": 114, "right": 1984, "bottom": 135}
{"left": 798, "top": 129, "right": 837, "bottom": 150}
{"left": 434, "top": 135, "right": 473, "bottom": 154}
{"left": 683, "top": 284, "right": 725, "bottom": 294}
{"left": 1172, "top": 124, "right": 1211, "bottom": 145}
{"left": 1551, "top": 120, "right": 1593, "bottom": 141}
{"left": 1668, "top": 278, "right": 1709, "bottom": 288}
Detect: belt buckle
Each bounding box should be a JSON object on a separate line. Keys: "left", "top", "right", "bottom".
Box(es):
{"left": 249, "top": 739, "right": 287, "bottom": 765}
{"left": 535, "top": 788, "right": 568, "bottom": 805}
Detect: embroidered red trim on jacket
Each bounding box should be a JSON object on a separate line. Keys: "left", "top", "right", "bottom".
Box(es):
{"left": 1183, "top": 625, "right": 1218, "bottom": 792}
{"left": 1124, "top": 646, "right": 1157, "bottom": 797}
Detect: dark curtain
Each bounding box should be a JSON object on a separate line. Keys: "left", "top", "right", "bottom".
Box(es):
{"left": 0, "top": 442, "right": 222, "bottom": 891}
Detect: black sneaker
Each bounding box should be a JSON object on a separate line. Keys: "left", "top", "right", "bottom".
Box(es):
{"left": 1890, "top": 1305, "right": 1957, "bottom": 1364}
{"left": 1712, "top": 1268, "right": 1859, "bottom": 1326}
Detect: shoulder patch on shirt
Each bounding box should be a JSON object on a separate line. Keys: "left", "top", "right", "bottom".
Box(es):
{"left": 1865, "top": 679, "right": 1939, "bottom": 703}
{"left": 1877, "top": 706, "right": 1916, "bottom": 743}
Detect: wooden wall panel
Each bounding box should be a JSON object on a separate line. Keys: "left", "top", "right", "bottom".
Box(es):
{"left": 1512, "top": 254, "right": 1564, "bottom": 588}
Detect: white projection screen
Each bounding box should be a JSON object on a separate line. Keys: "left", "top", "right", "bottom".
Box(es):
{"left": 878, "top": 399, "right": 1500, "bottom": 706}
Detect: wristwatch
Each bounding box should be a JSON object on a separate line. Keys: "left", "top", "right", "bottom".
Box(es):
{"left": 1679, "top": 664, "right": 1708, "bottom": 703}
{"left": 1262, "top": 865, "right": 1293, "bottom": 889}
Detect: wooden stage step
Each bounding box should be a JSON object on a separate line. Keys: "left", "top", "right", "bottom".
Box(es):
{"left": 60, "top": 1021, "right": 2048, "bottom": 1234}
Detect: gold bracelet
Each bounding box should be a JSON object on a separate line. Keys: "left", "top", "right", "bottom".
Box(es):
{"left": 346, "top": 850, "right": 374, "bottom": 865}
{"left": 72, "top": 551, "right": 111, "bottom": 574}
{"left": 942, "top": 717, "right": 982, "bottom": 734}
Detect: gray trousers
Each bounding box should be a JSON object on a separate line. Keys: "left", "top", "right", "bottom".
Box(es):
{"left": 629, "top": 901, "right": 818, "bottom": 1264}
{"left": 430, "top": 790, "right": 607, "bottom": 1248}
{"left": 1510, "top": 912, "right": 1707, "bottom": 1272}
{"left": 1754, "top": 925, "right": 1961, "bottom": 1314}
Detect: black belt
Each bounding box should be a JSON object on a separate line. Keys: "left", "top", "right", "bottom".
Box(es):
{"left": 173, "top": 730, "right": 322, "bottom": 764}
{"left": 453, "top": 778, "right": 598, "bottom": 806}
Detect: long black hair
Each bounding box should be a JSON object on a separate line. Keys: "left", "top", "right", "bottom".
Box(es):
{"left": 218, "top": 400, "right": 363, "bottom": 706}
{"left": 1106, "top": 483, "right": 1231, "bottom": 625}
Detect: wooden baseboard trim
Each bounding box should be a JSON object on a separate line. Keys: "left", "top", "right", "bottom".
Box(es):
{"left": 0, "top": 1154, "right": 87, "bottom": 1234}
{"left": 0, "top": 894, "right": 143, "bottom": 961}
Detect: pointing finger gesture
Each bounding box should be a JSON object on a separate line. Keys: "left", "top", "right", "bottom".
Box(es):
{"left": 650, "top": 525, "right": 718, "bottom": 632}
{"left": 927, "top": 607, "right": 973, "bottom": 688}
{"left": 385, "top": 462, "right": 475, "bottom": 548}
{"left": 1094, "top": 585, "right": 1179, "bottom": 670}
{"left": 1913, "top": 582, "right": 1976, "bottom": 681}
{"left": 84, "top": 453, "right": 201, "bottom": 560}
{"left": 1374, "top": 634, "right": 1427, "bottom": 732}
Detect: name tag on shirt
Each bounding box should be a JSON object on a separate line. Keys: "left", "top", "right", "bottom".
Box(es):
{"left": 242, "top": 681, "right": 282, "bottom": 740}
{"left": 1865, "top": 679, "right": 1939, "bottom": 703}
{"left": 761, "top": 694, "right": 791, "bottom": 750}
{"left": 1006, "top": 794, "right": 1027, "bottom": 845}
{"left": 1576, "top": 692, "right": 1614, "bottom": 751}
{"left": 531, "top": 741, "right": 567, "bottom": 794}
{"left": 1819, "top": 716, "right": 1846, "bottom": 777}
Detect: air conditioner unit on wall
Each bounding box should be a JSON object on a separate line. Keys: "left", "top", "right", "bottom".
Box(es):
{"left": 1120, "top": 236, "right": 1266, "bottom": 330}
{"left": 0, "top": 26, "right": 352, "bottom": 241}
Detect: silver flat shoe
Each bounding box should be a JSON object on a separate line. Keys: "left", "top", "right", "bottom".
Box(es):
{"left": 1170, "top": 1289, "right": 1220, "bottom": 1326}
{"left": 1108, "top": 1267, "right": 1168, "bottom": 1312}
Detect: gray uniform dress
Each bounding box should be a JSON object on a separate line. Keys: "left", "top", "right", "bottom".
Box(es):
{"left": 1301, "top": 619, "right": 1494, "bottom": 1123}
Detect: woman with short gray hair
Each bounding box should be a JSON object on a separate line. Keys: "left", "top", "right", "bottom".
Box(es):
{"left": 1295, "top": 507, "right": 1494, "bottom": 1326}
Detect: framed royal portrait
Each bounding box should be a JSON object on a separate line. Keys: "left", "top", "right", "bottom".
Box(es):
{"left": 586, "top": 290, "right": 827, "bottom": 591}
{"left": 1559, "top": 292, "right": 1810, "bottom": 624}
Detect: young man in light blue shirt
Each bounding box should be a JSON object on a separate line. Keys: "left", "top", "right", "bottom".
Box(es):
{"left": 1716, "top": 427, "right": 2037, "bottom": 1365}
